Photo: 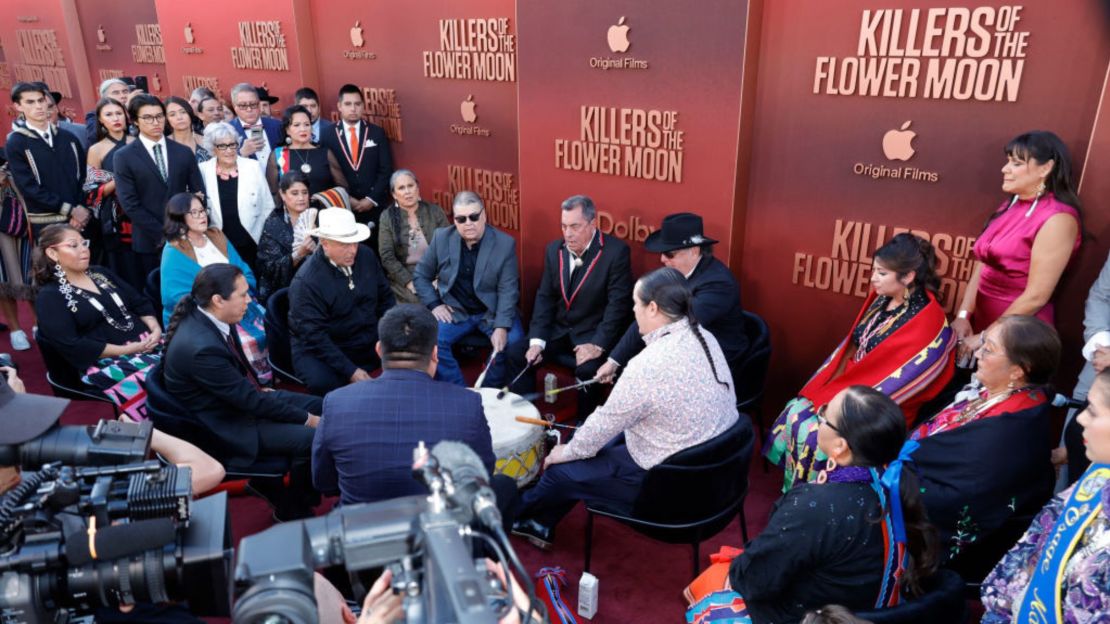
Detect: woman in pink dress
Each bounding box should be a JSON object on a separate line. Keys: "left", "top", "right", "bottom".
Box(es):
{"left": 952, "top": 130, "right": 1082, "bottom": 356}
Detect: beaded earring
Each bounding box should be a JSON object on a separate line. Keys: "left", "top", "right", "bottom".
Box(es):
{"left": 55, "top": 263, "right": 78, "bottom": 313}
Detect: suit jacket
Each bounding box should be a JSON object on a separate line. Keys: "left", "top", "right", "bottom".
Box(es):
{"left": 312, "top": 368, "right": 496, "bottom": 505}
{"left": 163, "top": 307, "right": 312, "bottom": 465}
{"left": 199, "top": 156, "right": 274, "bottom": 242}
{"left": 413, "top": 225, "right": 519, "bottom": 328}
{"left": 529, "top": 230, "right": 633, "bottom": 351}
{"left": 319, "top": 120, "right": 393, "bottom": 210}
{"left": 59, "top": 121, "right": 88, "bottom": 152}
{"left": 113, "top": 138, "right": 204, "bottom": 253}
{"left": 610, "top": 254, "right": 748, "bottom": 366}
{"left": 312, "top": 118, "right": 335, "bottom": 145}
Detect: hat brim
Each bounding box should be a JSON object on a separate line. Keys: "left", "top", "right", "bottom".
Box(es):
{"left": 0, "top": 393, "right": 68, "bottom": 445}
{"left": 643, "top": 230, "right": 719, "bottom": 253}
{"left": 263, "top": 96, "right": 279, "bottom": 104}
{"left": 311, "top": 223, "right": 371, "bottom": 244}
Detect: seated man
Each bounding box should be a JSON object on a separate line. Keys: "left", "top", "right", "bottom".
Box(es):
{"left": 413, "top": 190, "right": 523, "bottom": 387}
{"left": 506, "top": 195, "right": 633, "bottom": 419}
{"left": 163, "top": 263, "right": 322, "bottom": 520}
{"left": 596, "top": 212, "right": 749, "bottom": 383}
{"left": 289, "top": 207, "right": 395, "bottom": 395}
{"left": 312, "top": 304, "right": 497, "bottom": 506}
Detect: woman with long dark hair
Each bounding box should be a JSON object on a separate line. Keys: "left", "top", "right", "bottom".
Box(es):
{"left": 766, "top": 233, "right": 956, "bottom": 489}
{"left": 164, "top": 96, "right": 210, "bottom": 163}
{"left": 951, "top": 131, "right": 1082, "bottom": 361}
{"left": 83, "top": 96, "right": 141, "bottom": 289}
{"left": 687, "top": 386, "right": 938, "bottom": 623}
{"left": 512, "top": 267, "right": 742, "bottom": 549}
{"left": 256, "top": 171, "right": 317, "bottom": 303}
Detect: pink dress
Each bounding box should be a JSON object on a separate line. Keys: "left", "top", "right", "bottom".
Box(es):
{"left": 972, "top": 192, "right": 1080, "bottom": 331}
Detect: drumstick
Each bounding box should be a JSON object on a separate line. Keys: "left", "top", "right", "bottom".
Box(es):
{"left": 473, "top": 351, "right": 499, "bottom": 389}
{"left": 515, "top": 416, "right": 578, "bottom": 430}
{"left": 512, "top": 378, "right": 601, "bottom": 403}
{"left": 498, "top": 361, "right": 535, "bottom": 399}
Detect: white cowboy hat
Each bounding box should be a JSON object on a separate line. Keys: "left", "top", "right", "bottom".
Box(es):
{"left": 309, "top": 207, "right": 370, "bottom": 243}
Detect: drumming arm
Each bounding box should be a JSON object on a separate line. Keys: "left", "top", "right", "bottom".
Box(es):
{"left": 564, "top": 363, "right": 651, "bottom": 461}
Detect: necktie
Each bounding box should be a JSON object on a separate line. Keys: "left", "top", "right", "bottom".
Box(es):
{"left": 348, "top": 125, "right": 360, "bottom": 168}
{"left": 153, "top": 143, "right": 167, "bottom": 181}
{"left": 226, "top": 329, "right": 262, "bottom": 390}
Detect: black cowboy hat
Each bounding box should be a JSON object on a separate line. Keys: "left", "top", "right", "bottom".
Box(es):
{"left": 643, "top": 213, "right": 719, "bottom": 253}
{"left": 0, "top": 375, "right": 68, "bottom": 445}
{"left": 255, "top": 87, "right": 279, "bottom": 105}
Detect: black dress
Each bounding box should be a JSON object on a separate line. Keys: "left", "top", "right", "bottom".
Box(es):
{"left": 255, "top": 209, "right": 294, "bottom": 303}
{"left": 276, "top": 148, "right": 337, "bottom": 194}
{"left": 216, "top": 176, "right": 258, "bottom": 268}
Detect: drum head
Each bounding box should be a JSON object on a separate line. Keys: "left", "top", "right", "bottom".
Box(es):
{"left": 473, "top": 388, "right": 541, "bottom": 451}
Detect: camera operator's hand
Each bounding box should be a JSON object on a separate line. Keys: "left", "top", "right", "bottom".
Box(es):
{"left": 0, "top": 366, "right": 25, "bottom": 394}
{"left": 358, "top": 569, "right": 403, "bottom": 624}
{"left": 485, "top": 560, "right": 541, "bottom": 624}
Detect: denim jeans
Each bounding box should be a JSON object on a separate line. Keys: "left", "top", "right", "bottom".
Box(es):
{"left": 435, "top": 313, "right": 524, "bottom": 387}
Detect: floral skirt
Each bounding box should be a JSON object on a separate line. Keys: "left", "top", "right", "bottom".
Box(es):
{"left": 764, "top": 396, "right": 827, "bottom": 491}
{"left": 82, "top": 351, "right": 161, "bottom": 421}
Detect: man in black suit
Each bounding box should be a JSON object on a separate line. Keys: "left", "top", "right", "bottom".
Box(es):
{"left": 294, "top": 87, "right": 333, "bottom": 144}
{"left": 507, "top": 195, "right": 633, "bottom": 419}
{"left": 229, "top": 83, "right": 282, "bottom": 175}
{"left": 163, "top": 263, "right": 322, "bottom": 520}
{"left": 319, "top": 83, "right": 393, "bottom": 248}
{"left": 113, "top": 93, "right": 204, "bottom": 285}
{"left": 596, "top": 212, "right": 749, "bottom": 382}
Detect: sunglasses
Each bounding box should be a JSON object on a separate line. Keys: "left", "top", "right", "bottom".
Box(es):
{"left": 816, "top": 405, "right": 840, "bottom": 433}
{"left": 454, "top": 211, "right": 483, "bottom": 224}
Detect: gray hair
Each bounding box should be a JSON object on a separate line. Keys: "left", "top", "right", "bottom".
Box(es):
{"left": 561, "top": 195, "right": 596, "bottom": 221}
{"left": 229, "top": 82, "right": 258, "bottom": 102}
{"left": 190, "top": 86, "right": 215, "bottom": 101}
{"left": 98, "top": 78, "right": 127, "bottom": 97}
{"left": 452, "top": 190, "right": 484, "bottom": 214}
{"left": 202, "top": 122, "right": 242, "bottom": 153}
{"left": 390, "top": 169, "right": 419, "bottom": 192}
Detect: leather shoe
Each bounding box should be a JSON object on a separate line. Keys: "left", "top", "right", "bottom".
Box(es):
{"left": 511, "top": 518, "right": 555, "bottom": 550}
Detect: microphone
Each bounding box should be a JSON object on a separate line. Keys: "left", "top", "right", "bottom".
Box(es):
{"left": 430, "top": 440, "right": 501, "bottom": 529}
{"left": 1052, "top": 394, "right": 1088, "bottom": 411}
{"left": 65, "top": 517, "right": 176, "bottom": 566}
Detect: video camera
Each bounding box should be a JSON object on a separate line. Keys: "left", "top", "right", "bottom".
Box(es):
{"left": 233, "top": 441, "right": 541, "bottom": 624}
{"left": 0, "top": 419, "right": 233, "bottom": 624}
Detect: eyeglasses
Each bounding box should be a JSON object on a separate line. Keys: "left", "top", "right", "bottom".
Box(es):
{"left": 50, "top": 239, "right": 91, "bottom": 250}
{"left": 816, "top": 405, "right": 840, "bottom": 433}
{"left": 137, "top": 113, "right": 165, "bottom": 123}
{"left": 213, "top": 143, "right": 238, "bottom": 151}
{"left": 454, "top": 211, "right": 483, "bottom": 224}
{"left": 187, "top": 209, "right": 208, "bottom": 217}
{"left": 235, "top": 101, "right": 260, "bottom": 110}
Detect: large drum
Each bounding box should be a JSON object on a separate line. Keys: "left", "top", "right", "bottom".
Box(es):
{"left": 474, "top": 388, "right": 546, "bottom": 486}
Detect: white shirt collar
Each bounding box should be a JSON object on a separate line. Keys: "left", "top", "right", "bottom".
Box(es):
{"left": 138, "top": 133, "right": 166, "bottom": 151}
{"left": 198, "top": 307, "right": 231, "bottom": 338}
{"left": 343, "top": 120, "right": 361, "bottom": 133}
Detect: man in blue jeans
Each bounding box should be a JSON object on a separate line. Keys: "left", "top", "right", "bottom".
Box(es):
{"left": 413, "top": 190, "right": 523, "bottom": 386}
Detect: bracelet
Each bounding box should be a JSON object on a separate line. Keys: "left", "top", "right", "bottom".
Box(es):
{"left": 957, "top": 310, "right": 969, "bottom": 320}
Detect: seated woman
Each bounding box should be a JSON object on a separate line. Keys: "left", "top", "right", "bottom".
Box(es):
{"left": 256, "top": 172, "right": 317, "bottom": 303}
{"left": 688, "top": 386, "right": 938, "bottom": 623}
{"left": 766, "top": 233, "right": 956, "bottom": 490}
{"left": 981, "top": 368, "right": 1110, "bottom": 622}
{"left": 160, "top": 192, "right": 271, "bottom": 383}
{"left": 512, "top": 267, "right": 742, "bottom": 549}
{"left": 34, "top": 224, "right": 162, "bottom": 420}
{"left": 377, "top": 169, "right": 449, "bottom": 304}
{"left": 911, "top": 315, "right": 1058, "bottom": 562}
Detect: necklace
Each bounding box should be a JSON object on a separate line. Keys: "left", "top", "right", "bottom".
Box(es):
{"left": 216, "top": 164, "right": 238, "bottom": 180}
{"left": 59, "top": 271, "right": 135, "bottom": 332}
{"left": 292, "top": 147, "right": 312, "bottom": 174}
{"left": 854, "top": 296, "right": 910, "bottom": 361}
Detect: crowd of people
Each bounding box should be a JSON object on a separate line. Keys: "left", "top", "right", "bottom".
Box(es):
{"left": 2, "top": 72, "right": 1108, "bottom": 623}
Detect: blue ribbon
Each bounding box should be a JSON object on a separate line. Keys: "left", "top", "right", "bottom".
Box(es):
{"left": 878, "top": 439, "right": 919, "bottom": 545}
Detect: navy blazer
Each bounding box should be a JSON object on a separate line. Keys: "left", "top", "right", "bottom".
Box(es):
{"left": 312, "top": 368, "right": 496, "bottom": 505}
{"left": 610, "top": 255, "right": 748, "bottom": 366}
{"left": 230, "top": 116, "right": 282, "bottom": 157}
{"left": 413, "top": 225, "right": 519, "bottom": 329}
{"left": 113, "top": 138, "right": 204, "bottom": 254}
{"left": 319, "top": 120, "right": 392, "bottom": 209}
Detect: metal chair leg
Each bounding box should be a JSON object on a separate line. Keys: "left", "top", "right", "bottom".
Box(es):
{"left": 584, "top": 511, "right": 595, "bottom": 573}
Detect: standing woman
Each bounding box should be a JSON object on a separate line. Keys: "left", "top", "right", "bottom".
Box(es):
{"left": 952, "top": 130, "right": 1082, "bottom": 357}
{"left": 84, "top": 97, "right": 138, "bottom": 288}
{"left": 265, "top": 105, "right": 347, "bottom": 201}
{"left": 377, "top": 169, "right": 448, "bottom": 304}
{"left": 256, "top": 172, "right": 317, "bottom": 303}
{"left": 165, "top": 96, "right": 210, "bottom": 163}
{"left": 199, "top": 122, "right": 273, "bottom": 269}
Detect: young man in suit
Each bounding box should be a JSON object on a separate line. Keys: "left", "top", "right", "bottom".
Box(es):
{"left": 413, "top": 191, "right": 523, "bottom": 387}
{"left": 294, "top": 87, "right": 333, "bottom": 144}
{"left": 506, "top": 195, "right": 633, "bottom": 419}
{"left": 320, "top": 83, "right": 392, "bottom": 248}
{"left": 229, "top": 83, "right": 282, "bottom": 175}
{"left": 312, "top": 304, "right": 497, "bottom": 506}
{"left": 163, "top": 263, "right": 322, "bottom": 521}
{"left": 113, "top": 94, "right": 204, "bottom": 286}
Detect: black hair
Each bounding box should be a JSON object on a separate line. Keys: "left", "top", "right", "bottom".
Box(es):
{"left": 378, "top": 305, "right": 438, "bottom": 367}
{"left": 873, "top": 233, "right": 940, "bottom": 294}
{"left": 94, "top": 97, "right": 128, "bottom": 142}
{"left": 10, "top": 82, "right": 47, "bottom": 104}
{"left": 279, "top": 170, "right": 310, "bottom": 194}
{"left": 993, "top": 315, "right": 1061, "bottom": 386}
{"left": 164, "top": 263, "right": 244, "bottom": 350}
{"left": 1005, "top": 130, "right": 1081, "bottom": 211}
{"left": 127, "top": 93, "right": 164, "bottom": 122}
{"left": 197, "top": 96, "right": 220, "bottom": 115}
{"left": 163, "top": 96, "right": 199, "bottom": 135}
{"left": 635, "top": 267, "right": 729, "bottom": 389}
{"left": 337, "top": 83, "right": 362, "bottom": 102}
{"left": 835, "top": 386, "right": 938, "bottom": 597}
{"left": 294, "top": 87, "right": 319, "bottom": 104}
{"left": 163, "top": 192, "right": 205, "bottom": 240}
{"left": 32, "top": 224, "right": 79, "bottom": 285}
{"left": 280, "top": 104, "right": 312, "bottom": 144}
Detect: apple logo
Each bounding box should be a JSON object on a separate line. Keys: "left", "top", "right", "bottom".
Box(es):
{"left": 882, "top": 120, "right": 916, "bottom": 161}
{"left": 607, "top": 16, "right": 630, "bottom": 53}
{"left": 96, "top": 25, "right": 106, "bottom": 44}
{"left": 350, "top": 20, "right": 364, "bottom": 48}
{"left": 184, "top": 22, "right": 195, "bottom": 45}
{"left": 460, "top": 95, "right": 477, "bottom": 123}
